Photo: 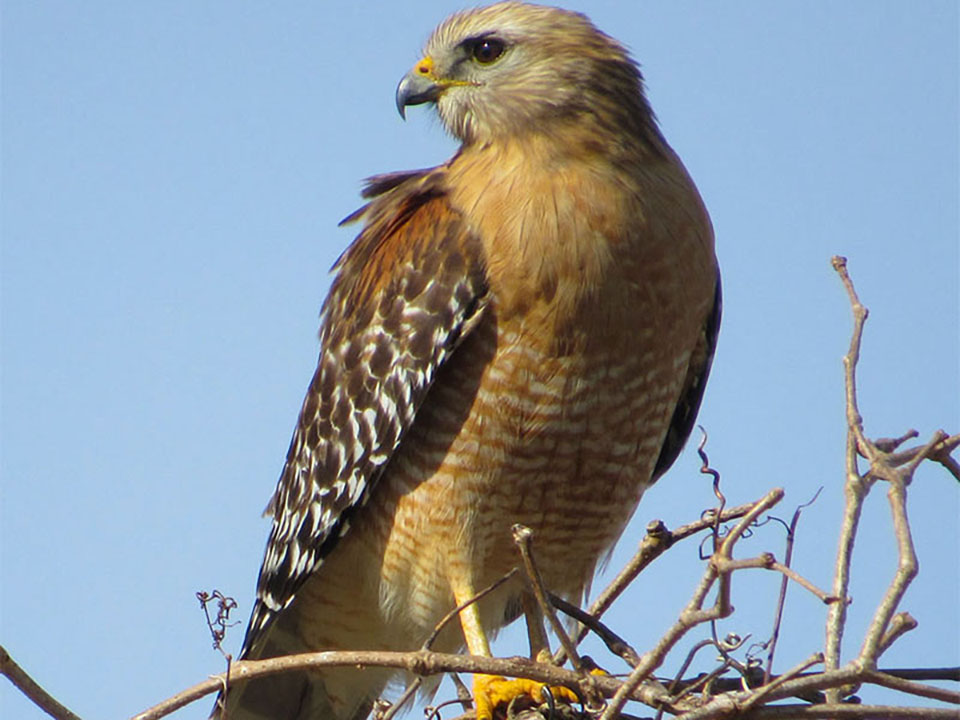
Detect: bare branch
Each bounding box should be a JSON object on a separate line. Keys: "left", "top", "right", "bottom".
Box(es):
{"left": 513, "top": 524, "right": 583, "bottom": 672}
{"left": 130, "top": 649, "right": 666, "bottom": 720}
{"left": 1, "top": 645, "right": 83, "bottom": 720}
{"left": 875, "top": 667, "right": 959, "bottom": 682}
{"left": 857, "top": 472, "right": 918, "bottom": 666}
{"left": 597, "top": 489, "right": 785, "bottom": 720}
{"left": 548, "top": 593, "right": 641, "bottom": 668}
{"left": 741, "top": 705, "right": 959, "bottom": 719}
{"left": 862, "top": 669, "right": 960, "bottom": 704}
{"left": 554, "top": 502, "right": 756, "bottom": 668}
{"left": 826, "top": 256, "right": 875, "bottom": 698}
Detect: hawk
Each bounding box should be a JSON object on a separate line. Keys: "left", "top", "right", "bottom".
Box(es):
{"left": 218, "top": 3, "right": 720, "bottom": 719}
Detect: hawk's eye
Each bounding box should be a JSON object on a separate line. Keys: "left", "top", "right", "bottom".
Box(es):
{"left": 472, "top": 38, "right": 505, "bottom": 64}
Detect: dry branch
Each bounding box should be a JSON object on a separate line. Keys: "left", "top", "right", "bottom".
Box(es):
{"left": 0, "top": 645, "right": 82, "bottom": 720}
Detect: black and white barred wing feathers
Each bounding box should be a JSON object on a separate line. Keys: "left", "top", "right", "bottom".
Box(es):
{"left": 242, "top": 169, "right": 488, "bottom": 655}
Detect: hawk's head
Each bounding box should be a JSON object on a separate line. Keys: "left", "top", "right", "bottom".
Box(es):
{"left": 396, "top": 2, "right": 657, "bottom": 146}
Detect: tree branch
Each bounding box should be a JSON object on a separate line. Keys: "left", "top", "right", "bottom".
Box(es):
{"left": 0, "top": 645, "right": 82, "bottom": 720}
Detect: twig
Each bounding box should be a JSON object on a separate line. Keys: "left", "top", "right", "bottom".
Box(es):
{"left": 877, "top": 612, "right": 917, "bottom": 656}
{"left": 407, "top": 568, "right": 521, "bottom": 720}
{"left": 698, "top": 428, "right": 726, "bottom": 551}
{"left": 426, "top": 696, "right": 474, "bottom": 720}
{"left": 597, "top": 489, "right": 785, "bottom": 720}
{"left": 422, "top": 568, "right": 519, "bottom": 651}
{"left": 730, "top": 704, "right": 957, "bottom": 719}
{"left": 734, "top": 662, "right": 956, "bottom": 710}
{"left": 512, "top": 524, "right": 584, "bottom": 672}
{"left": 197, "top": 590, "right": 237, "bottom": 715}
{"left": 666, "top": 638, "right": 716, "bottom": 695}
{"left": 831, "top": 256, "right": 875, "bottom": 464}
{"left": 873, "top": 666, "right": 959, "bottom": 682}
{"left": 825, "top": 256, "right": 875, "bottom": 700}
{"left": 929, "top": 435, "right": 960, "bottom": 482}
{"left": 862, "top": 669, "right": 960, "bottom": 704}
{"left": 856, "top": 462, "right": 920, "bottom": 666}
{"left": 1, "top": 645, "right": 83, "bottom": 720}
{"left": 196, "top": 590, "right": 238, "bottom": 657}
{"left": 739, "top": 653, "right": 824, "bottom": 712}
{"left": 547, "top": 593, "right": 641, "bottom": 668}
{"left": 379, "top": 679, "right": 422, "bottom": 720}
{"left": 763, "top": 490, "right": 821, "bottom": 685}
{"left": 708, "top": 553, "right": 835, "bottom": 604}
{"left": 670, "top": 661, "right": 735, "bottom": 710}
{"left": 559, "top": 502, "right": 757, "bottom": 665}
{"left": 666, "top": 665, "right": 960, "bottom": 699}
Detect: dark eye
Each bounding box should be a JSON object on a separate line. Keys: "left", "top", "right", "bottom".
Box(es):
{"left": 472, "top": 38, "right": 505, "bottom": 64}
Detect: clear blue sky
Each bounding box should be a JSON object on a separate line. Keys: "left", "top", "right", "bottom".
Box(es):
{"left": 2, "top": 2, "right": 957, "bottom": 718}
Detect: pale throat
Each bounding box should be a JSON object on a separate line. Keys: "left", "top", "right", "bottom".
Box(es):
{"left": 451, "top": 136, "right": 630, "bottom": 309}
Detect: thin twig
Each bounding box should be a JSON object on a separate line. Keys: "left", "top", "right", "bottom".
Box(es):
{"left": 598, "top": 489, "right": 785, "bottom": 720}
{"left": 548, "top": 593, "right": 641, "bottom": 668}
{"left": 559, "top": 503, "right": 757, "bottom": 666}
{"left": 512, "top": 524, "right": 584, "bottom": 672}
{"left": 666, "top": 638, "right": 716, "bottom": 695}
{"left": 698, "top": 428, "right": 726, "bottom": 553}
{"left": 739, "top": 653, "right": 824, "bottom": 712}
{"left": 422, "top": 568, "right": 519, "bottom": 651}
{"left": 406, "top": 571, "right": 521, "bottom": 720}
{"left": 379, "top": 679, "right": 422, "bottom": 720}
{"left": 763, "top": 490, "right": 821, "bottom": 685}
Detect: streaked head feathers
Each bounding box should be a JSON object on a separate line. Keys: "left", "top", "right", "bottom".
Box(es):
{"left": 396, "top": 1, "right": 659, "bottom": 145}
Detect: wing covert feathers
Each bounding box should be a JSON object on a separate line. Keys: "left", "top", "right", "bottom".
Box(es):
{"left": 242, "top": 171, "right": 488, "bottom": 655}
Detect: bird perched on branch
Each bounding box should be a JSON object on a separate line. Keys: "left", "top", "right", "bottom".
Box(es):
{"left": 217, "top": 3, "right": 720, "bottom": 719}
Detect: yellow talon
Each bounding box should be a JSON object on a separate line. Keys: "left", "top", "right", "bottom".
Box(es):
{"left": 473, "top": 674, "right": 578, "bottom": 720}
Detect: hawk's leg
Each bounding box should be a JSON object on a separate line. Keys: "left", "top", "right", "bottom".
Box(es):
{"left": 453, "top": 583, "right": 578, "bottom": 720}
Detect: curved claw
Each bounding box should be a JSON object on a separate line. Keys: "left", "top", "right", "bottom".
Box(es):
{"left": 473, "top": 674, "right": 578, "bottom": 720}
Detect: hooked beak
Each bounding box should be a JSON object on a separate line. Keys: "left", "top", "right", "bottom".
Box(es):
{"left": 395, "top": 56, "right": 444, "bottom": 119}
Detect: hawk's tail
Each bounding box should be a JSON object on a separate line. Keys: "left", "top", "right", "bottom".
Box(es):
{"left": 210, "top": 613, "right": 392, "bottom": 720}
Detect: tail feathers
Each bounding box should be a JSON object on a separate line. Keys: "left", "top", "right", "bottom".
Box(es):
{"left": 211, "top": 656, "right": 389, "bottom": 720}
{"left": 213, "top": 666, "right": 336, "bottom": 720}
{"left": 210, "top": 616, "right": 392, "bottom": 720}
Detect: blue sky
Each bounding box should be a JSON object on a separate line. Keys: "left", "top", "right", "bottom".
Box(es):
{"left": 2, "top": 2, "right": 957, "bottom": 719}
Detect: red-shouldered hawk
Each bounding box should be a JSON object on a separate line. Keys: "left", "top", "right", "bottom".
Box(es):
{"left": 218, "top": 3, "right": 720, "bottom": 719}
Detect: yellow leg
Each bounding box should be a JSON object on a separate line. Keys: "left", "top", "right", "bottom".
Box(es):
{"left": 453, "top": 584, "right": 578, "bottom": 720}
